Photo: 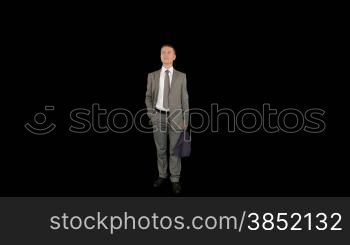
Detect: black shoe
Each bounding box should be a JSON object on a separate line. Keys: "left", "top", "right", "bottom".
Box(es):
{"left": 172, "top": 182, "right": 182, "bottom": 194}
{"left": 153, "top": 177, "right": 167, "bottom": 188}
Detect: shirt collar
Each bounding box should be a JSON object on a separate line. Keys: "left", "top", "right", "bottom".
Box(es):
{"left": 161, "top": 66, "right": 174, "bottom": 74}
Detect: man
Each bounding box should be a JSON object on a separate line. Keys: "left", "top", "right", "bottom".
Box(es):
{"left": 145, "top": 44, "right": 189, "bottom": 194}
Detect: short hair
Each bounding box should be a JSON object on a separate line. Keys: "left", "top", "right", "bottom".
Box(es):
{"left": 160, "top": 44, "right": 176, "bottom": 54}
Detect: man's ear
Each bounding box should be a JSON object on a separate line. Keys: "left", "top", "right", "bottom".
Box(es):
{"left": 173, "top": 55, "right": 176, "bottom": 61}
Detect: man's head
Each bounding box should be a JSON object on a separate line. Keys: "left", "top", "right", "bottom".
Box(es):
{"left": 160, "top": 44, "right": 176, "bottom": 67}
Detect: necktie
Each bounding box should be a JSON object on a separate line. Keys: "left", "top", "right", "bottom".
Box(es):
{"left": 163, "top": 70, "right": 170, "bottom": 109}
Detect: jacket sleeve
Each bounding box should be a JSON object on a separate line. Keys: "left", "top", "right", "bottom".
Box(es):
{"left": 145, "top": 73, "right": 154, "bottom": 120}
{"left": 181, "top": 74, "right": 189, "bottom": 126}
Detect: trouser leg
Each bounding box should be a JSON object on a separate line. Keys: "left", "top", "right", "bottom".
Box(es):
{"left": 153, "top": 113, "right": 168, "bottom": 178}
{"left": 168, "top": 126, "right": 182, "bottom": 182}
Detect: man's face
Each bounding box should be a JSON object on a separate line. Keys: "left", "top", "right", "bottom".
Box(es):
{"left": 160, "top": 46, "right": 176, "bottom": 66}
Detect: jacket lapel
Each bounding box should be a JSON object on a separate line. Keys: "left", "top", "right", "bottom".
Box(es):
{"left": 171, "top": 69, "right": 179, "bottom": 93}
{"left": 154, "top": 69, "right": 161, "bottom": 103}
{"left": 154, "top": 68, "right": 179, "bottom": 106}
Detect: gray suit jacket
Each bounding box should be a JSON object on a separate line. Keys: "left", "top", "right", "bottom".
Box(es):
{"left": 145, "top": 68, "right": 189, "bottom": 130}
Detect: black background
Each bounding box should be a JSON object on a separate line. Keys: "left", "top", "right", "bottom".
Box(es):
{"left": 5, "top": 4, "right": 347, "bottom": 196}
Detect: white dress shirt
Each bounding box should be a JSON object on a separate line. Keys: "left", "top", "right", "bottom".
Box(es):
{"left": 156, "top": 66, "right": 174, "bottom": 111}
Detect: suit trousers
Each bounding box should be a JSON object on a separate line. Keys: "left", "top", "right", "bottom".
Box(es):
{"left": 152, "top": 111, "right": 182, "bottom": 182}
